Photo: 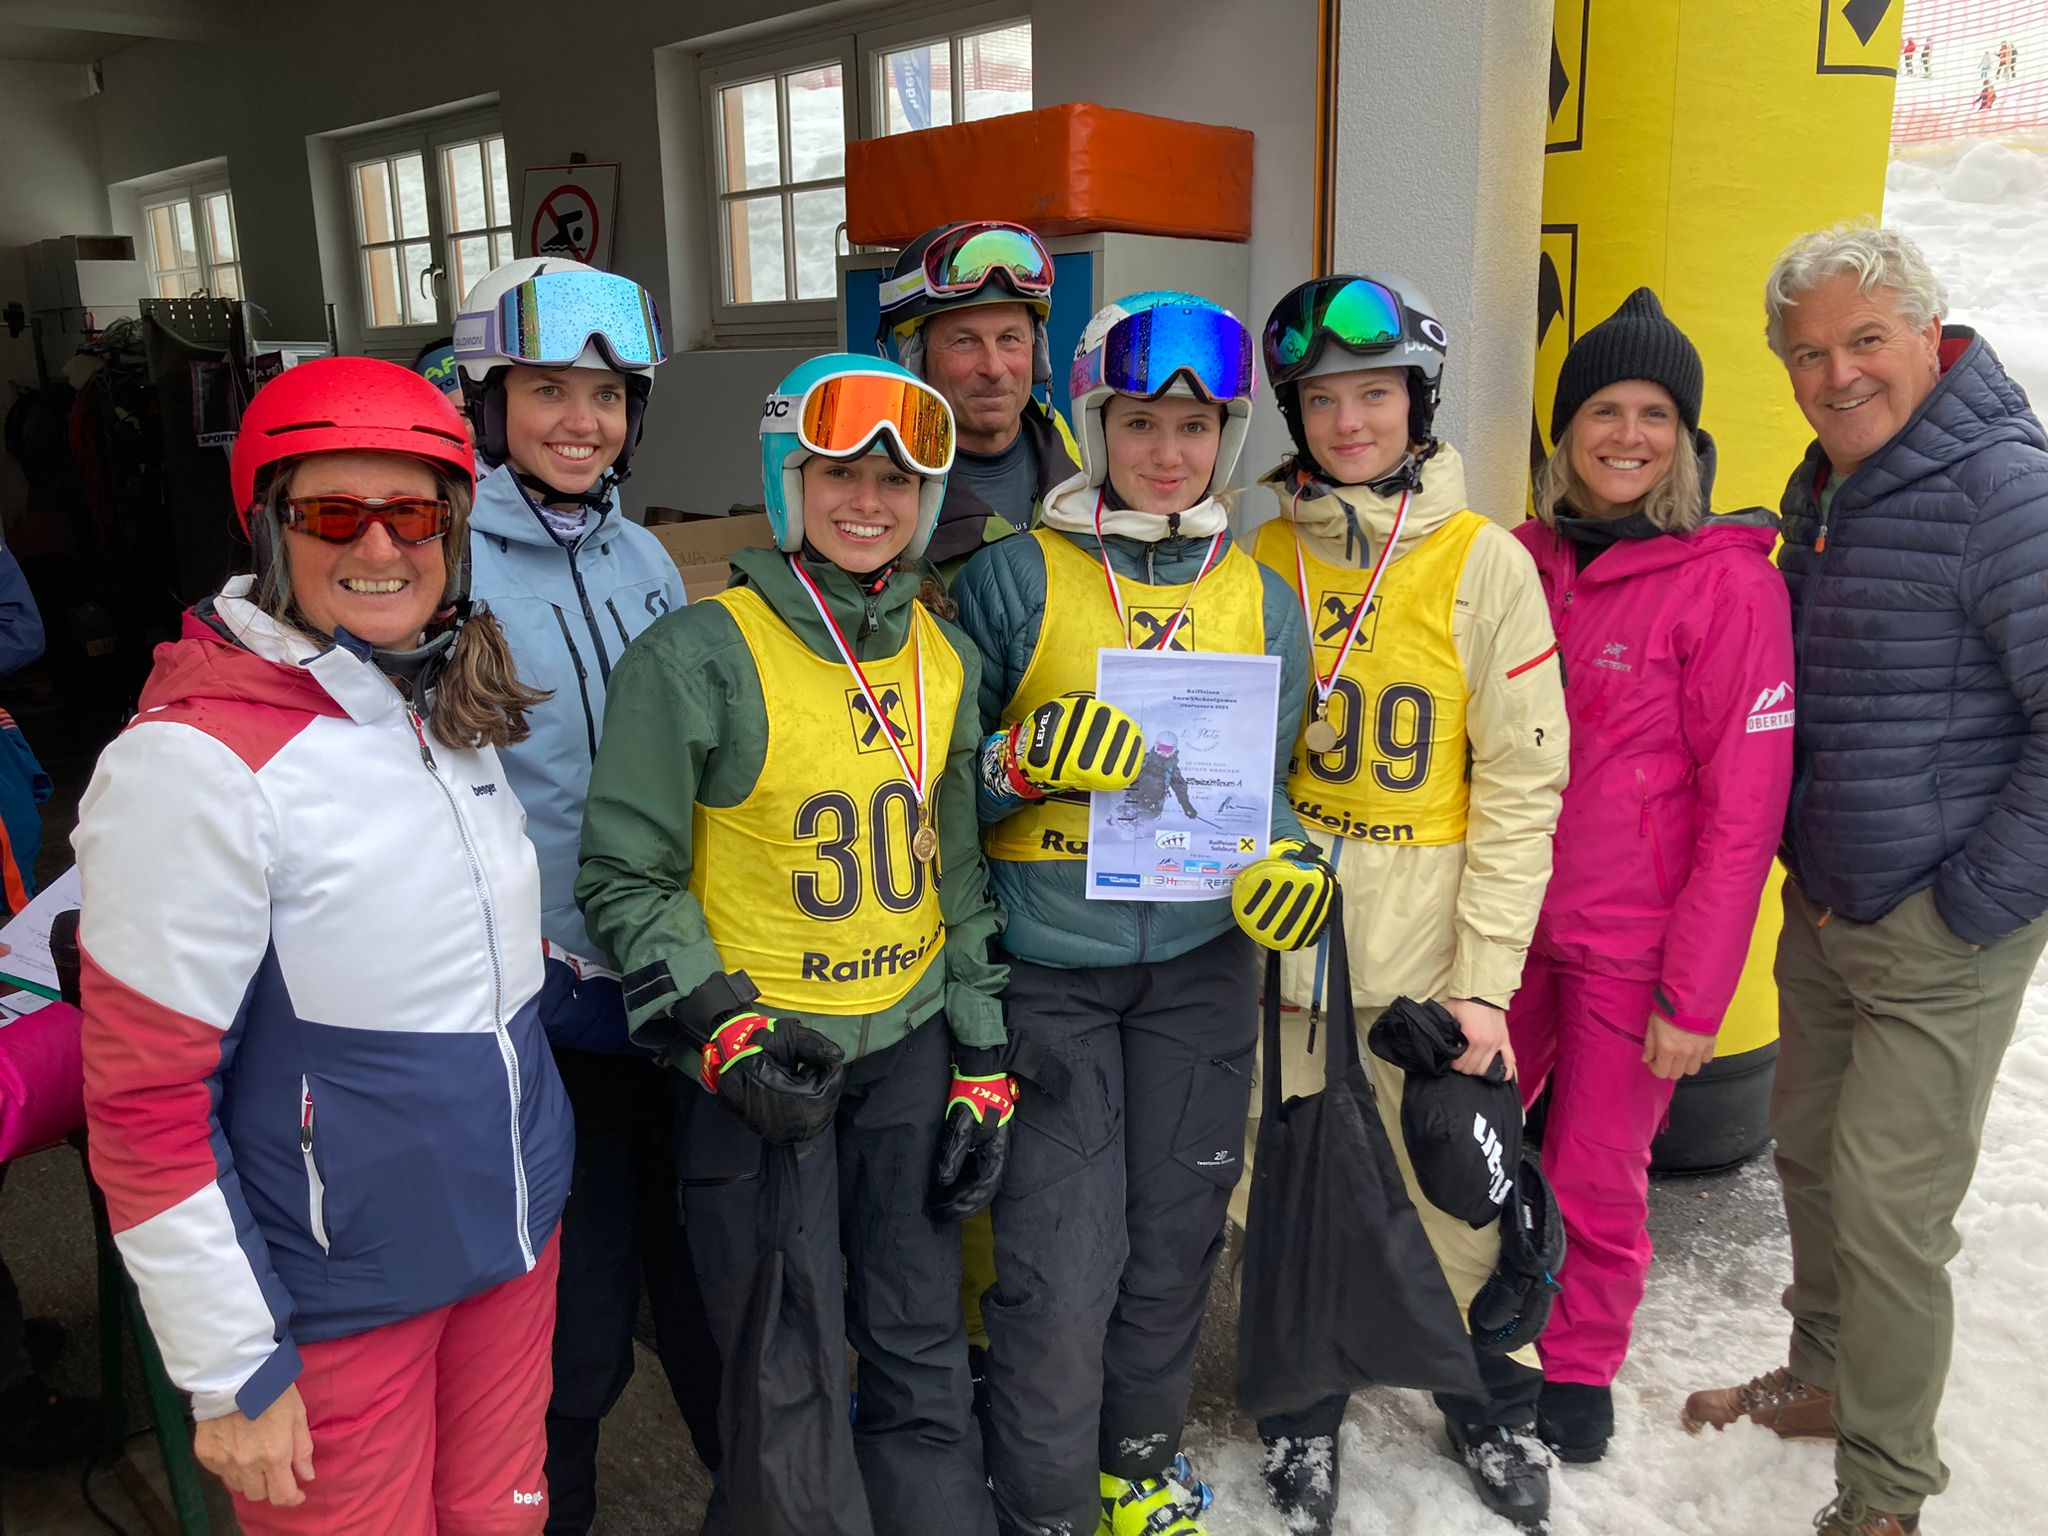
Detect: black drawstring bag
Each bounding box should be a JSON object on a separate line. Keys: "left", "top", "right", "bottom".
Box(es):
{"left": 1236, "top": 895, "right": 1481, "bottom": 1421}
{"left": 718, "top": 1142, "right": 873, "bottom": 1536}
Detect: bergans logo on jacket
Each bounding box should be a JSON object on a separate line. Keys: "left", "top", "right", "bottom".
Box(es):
{"left": 73, "top": 581, "right": 571, "bottom": 1422}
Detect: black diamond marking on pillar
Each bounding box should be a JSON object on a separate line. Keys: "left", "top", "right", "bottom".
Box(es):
{"left": 1549, "top": 35, "right": 1570, "bottom": 120}
{"left": 1842, "top": 0, "right": 1894, "bottom": 48}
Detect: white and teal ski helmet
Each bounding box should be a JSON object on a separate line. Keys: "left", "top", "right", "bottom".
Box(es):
{"left": 759, "top": 353, "right": 955, "bottom": 559}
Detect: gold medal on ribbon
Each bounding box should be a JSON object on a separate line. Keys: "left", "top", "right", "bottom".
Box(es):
{"left": 1303, "top": 714, "right": 1341, "bottom": 755}
{"left": 912, "top": 809, "right": 939, "bottom": 866}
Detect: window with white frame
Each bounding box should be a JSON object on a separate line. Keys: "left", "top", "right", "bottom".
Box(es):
{"left": 341, "top": 115, "right": 511, "bottom": 342}
{"left": 701, "top": 8, "right": 1031, "bottom": 337}
{"left": 142, "top": 183, "right": 242, "bottom": 299}
{"left": 876, "top": 19, "right": 1032, "bottom": 138}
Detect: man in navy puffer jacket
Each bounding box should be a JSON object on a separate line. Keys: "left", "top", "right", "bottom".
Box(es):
{"left": 1683, "top": 225, "right": 2048, "bottom": 1536}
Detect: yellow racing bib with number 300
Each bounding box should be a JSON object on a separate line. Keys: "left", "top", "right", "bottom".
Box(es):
{"left": 987, "top": 528, "right": 1268, "bottom": 863}
{"left": 1253, "top": 512, "right": 1483, "bottom": 847}
{"left": 689, "top": 585, "right": 960, "bottom": 1013}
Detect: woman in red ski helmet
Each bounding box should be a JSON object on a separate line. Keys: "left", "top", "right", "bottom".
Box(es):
{"left": 73, "top": 357, "right": 572, "bottom": 1534}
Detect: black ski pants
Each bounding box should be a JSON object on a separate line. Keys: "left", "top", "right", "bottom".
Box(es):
{"left": 544, "top": 1045, "right": 724, "bottom": 1536}
{"left": 682, "top": 1014, "right": 995, "bottom": 1536}
{"left": 982, "top": 929, "right": 1258, "bottom": 1536}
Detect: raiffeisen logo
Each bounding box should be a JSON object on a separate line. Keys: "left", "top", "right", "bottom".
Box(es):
{"left": 799, "top": 924, "right": 941, "bottom": 983}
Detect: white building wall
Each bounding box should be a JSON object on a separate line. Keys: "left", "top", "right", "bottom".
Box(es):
{"left": 77, "top": 0, "right": 1325, "bottom": 521}
{"left": 1332, "top": 0, "right": 1552, "bottom": 520}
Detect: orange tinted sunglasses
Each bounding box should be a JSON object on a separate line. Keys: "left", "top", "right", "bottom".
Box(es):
{"left": 281, "top": 494, "right": 452, "bottom": 545}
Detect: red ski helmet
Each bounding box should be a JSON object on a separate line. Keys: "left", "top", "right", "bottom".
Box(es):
{"left": 231, "top": 357, "right": 475, "bottom": 534}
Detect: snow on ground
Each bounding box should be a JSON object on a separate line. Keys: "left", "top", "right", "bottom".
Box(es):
{"left": 1174, "top": 142, "right": 2048, "bottom": 1533}
{"left": 1886, "top": 136, "right": 2048, "bottom": 407}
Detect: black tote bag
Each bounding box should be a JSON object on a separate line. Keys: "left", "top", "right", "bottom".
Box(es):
{"left": 1235, "top": 895, "right": 1482, "bottom": 1420}
{"left": 717, "top": 1142, "right": 873, "bottom": 1536}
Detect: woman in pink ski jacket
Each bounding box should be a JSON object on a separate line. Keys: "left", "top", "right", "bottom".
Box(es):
{"left": 1509, "top": 289, "right": 1794, "bottom": 1464}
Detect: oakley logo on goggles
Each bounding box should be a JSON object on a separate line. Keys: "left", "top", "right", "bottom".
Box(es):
{"left": 452, "top": 269, "right": 667, "bottom": 370}
{"left": 282, "top": 494, "right": 452, "bottom": 545}
{"left": 1072, "top": 301, "right": 1256, "bottom": 404}
{"left": 878, "top": 221, "right": 1054, "bottom": 315}
{"left": 1262, "top": 277, "right": 1443, "bottom": 383}
{"left": 760, "top": 372, "right": 956, "bottom": 477}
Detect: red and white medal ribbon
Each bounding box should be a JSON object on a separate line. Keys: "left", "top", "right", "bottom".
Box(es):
{"left": 788, "top": 556, "right": 935, "bottom": 860}
{"left": 1092, "top": 487, "right": 1226, "bottom": 652}
{"left": 1293, "top": 486, "right": 1410, "bottom": 726}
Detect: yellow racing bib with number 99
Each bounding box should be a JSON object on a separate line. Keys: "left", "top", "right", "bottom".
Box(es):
{"left": 689, "top": 584, "right": 959, "bottom": 1013}
{"left": 1253, "top": 512, "right": 1484, "bottom": 847}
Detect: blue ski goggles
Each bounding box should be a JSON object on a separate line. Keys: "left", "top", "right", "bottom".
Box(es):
{"left": 453, "top": 270, "right": 667, "bottom": 371}
{"left": 1072, "top": 297, "right": 1256, "bottom": 404}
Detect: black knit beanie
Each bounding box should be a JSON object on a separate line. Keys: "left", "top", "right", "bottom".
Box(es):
{"left": 1550, "top": 286, "right": 1703, "bottom": 443}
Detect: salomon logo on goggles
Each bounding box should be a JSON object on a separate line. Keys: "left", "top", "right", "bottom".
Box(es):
{"left": 760, "top": 372, "right": 955, "bottom": 477}
{"left": 878, "top": 221, "right": 1054, "bottom": 315}
{"left": 452, "top": 269, "right": 667, "bottom": 370}
{"left": 281, "top": 494, "right": 452, "bottom": 545}
{"left": 1072, "top": 300, "right": 1256, "bottom": 403}
{"left": 1262, "top": 277, "right": 1440, "bottom": 383}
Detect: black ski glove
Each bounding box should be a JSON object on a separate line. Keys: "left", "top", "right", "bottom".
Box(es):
{"left": 930, "top": 1042, "right": 1017, "bottom": 1222}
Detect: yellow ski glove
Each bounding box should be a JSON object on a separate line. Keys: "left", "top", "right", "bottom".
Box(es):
{"left": 996, "top": 694, "right": 1145, "bottom": 796}
{"left": 1231, "top": 838, "right": 1337, "bottom": 951}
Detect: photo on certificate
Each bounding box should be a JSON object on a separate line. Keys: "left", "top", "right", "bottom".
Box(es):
{"left": 1085, "top": 648, "right": 1281, "bottom": 902}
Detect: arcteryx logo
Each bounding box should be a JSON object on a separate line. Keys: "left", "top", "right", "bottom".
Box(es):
{"left": 1746, "top": 682, "right": 1795, "bottom": 734}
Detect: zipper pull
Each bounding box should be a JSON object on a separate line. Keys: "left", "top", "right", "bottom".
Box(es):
{"left": 1815, "top": 520, "right": 1829, "bottom": 554}
{"left": 300, "top": 1089, "right": 314, "bottom": 1153}
{"left": 1637, "top": 769, "right": 1650, "bottom": 834}
{"left": 1306, "top": 1000, "right": 1321, "bottom": 1056}
{"left": 405, "top": 704, "right": 438, "bottom": 772}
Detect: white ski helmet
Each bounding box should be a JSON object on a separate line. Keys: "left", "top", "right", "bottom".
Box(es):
{"left": 1070, "top": 292, "right": 1257, "bottom": 499}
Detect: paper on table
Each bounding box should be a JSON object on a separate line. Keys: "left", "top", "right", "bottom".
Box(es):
{"left": 0, "top": 865, "right": 81, "bottom": 1000}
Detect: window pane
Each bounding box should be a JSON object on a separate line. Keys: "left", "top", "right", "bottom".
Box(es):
{"left": 493, "top": 231, "right": 515, "bottom": 270}
{"left": 394, "top": 154, "right": 431, "bottom": 240}
{"left": 486, "top": 136, "right": 510, "bottom": 224}
{"left": 784, "top": 63, "right": 845, "bottom": 181}
{"left": 155, "top": 272, "right": 182, "bottom": 299}
{"left": 452, "top": 235, "right": 492, "bottom": 306}
{"left": 445, "top": 141, "right": 487, "bottom": 232}
{"left": 205, "top": 192, "right": 237, "bottom": 263}
{"left": 404, "top": 242, "right": 439, "bottom": 325}
{"left": 718, "top": 78, "right": 781, "bottom": 191}
{"left": 147, "top": 205, "right": 178, "bottom": 275}
{"left": 357, "top": 162, "right": 394, "bottom": 245}
{"left": 791, "top": 185, "right": 845, "bottom": 300}
{"left": 365, "top": 245, "right": 403, "bottom": 327}
{"left": 171, "top": 203, "right": 199, "bottom": 270}
{"left": 726, "top": 195, "right": 787, "bottom": 304}
{"left": 961, "top": 22, "right": 1032, "bottom": 122}
{"left": 879, "top": 43, "right": 952, "bottom": 135}
{"left": 211, "top": 263, "right": 242, "bottom": 299}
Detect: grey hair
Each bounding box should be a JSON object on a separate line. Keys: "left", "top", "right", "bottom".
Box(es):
{"left": 1763, "top": 222, "right": 1948, "bottom": 356}
{"left": 1534, "top": 418, "right": 1706, "bottom": 535}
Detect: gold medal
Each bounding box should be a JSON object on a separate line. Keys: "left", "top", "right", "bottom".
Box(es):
{"left": 1303, "top": 715, "right": 1341, "bottom": 755}
{"left": 912, "top": 812, "right": 938, "bottom": 865}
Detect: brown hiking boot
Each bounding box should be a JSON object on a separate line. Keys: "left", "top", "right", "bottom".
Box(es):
{"left": 1812, "top": 1491, "right": 1919, "bottom": 1534}
{"left": 1680, "top": 1366, "right": 1836, "bottom": 1439}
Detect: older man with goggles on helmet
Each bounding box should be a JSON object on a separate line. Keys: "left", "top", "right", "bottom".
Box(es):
{"left": 880, "top": 221, "right": 1082, "bottom": 580}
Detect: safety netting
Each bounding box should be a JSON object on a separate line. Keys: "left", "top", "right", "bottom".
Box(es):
{"left": 1893, "top": 0, "right": 2048, "bottom": 143}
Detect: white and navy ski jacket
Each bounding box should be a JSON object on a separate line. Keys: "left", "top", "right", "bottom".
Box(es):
{"left": 73, "top": 579, "right": 572, "bottom": 1422}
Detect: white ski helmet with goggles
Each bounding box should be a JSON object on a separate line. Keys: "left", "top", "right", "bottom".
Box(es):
{"left": 1070, "top": 291, "right": 1258, "bottom": 498}
{"left": 1263, "top": 272, "right": 1448, "bottom": 478}
{"left": 452, "top": 257, "right": 667, "bottom": 492}
{"left": 879, "top": 221, "right": 1056, "bottom": 384}
{"left": 759, "top": 353, "right": 956, "bottom": 561}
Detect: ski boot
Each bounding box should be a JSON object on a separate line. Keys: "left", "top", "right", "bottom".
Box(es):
{"left": 1260, "top": 1432, "right": 1338, "bottom": 1535}
{"left": 1443, "top": 1418, "right": 1551, "bottom": 1528}
{"left": 1537, "top": 1380, "right": 1612, "bottom": 1464}
{"left": 1098, "top": 1452, "right": 1214, "bottom": 1536}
